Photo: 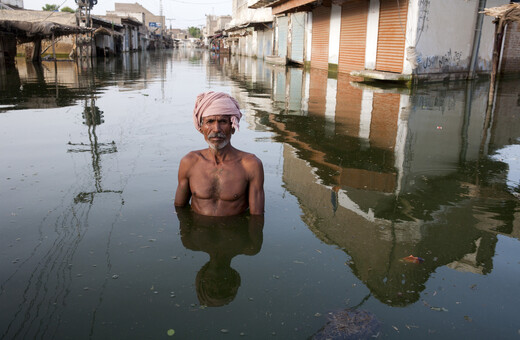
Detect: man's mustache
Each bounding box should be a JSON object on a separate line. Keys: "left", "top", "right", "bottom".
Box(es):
{"left": 208, "top": 132, "right": 226, "bottom": 138}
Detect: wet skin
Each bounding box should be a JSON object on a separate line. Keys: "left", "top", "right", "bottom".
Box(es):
{"left": 174, "top": 115, "right": 265, "bottom": 216}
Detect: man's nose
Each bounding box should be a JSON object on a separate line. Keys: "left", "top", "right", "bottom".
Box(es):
{"left": 212, "top": 121, "right": 223, "bottom": 132}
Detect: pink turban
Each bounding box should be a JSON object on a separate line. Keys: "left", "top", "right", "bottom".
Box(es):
{"left": 193, "top": 91, "right": 242, "bottom": 132}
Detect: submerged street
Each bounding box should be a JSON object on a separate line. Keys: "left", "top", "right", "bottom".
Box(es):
{"left": 1, "top": 49, "right": 519, "bottom": 339}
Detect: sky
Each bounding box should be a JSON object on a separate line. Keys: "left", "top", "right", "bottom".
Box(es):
{"left": 22, "top": 0, "right": 232, "bottom": 29}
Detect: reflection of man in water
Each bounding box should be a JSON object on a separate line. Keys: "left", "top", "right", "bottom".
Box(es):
{"left": 176, "top": 207, "right": 263, "bottom": 307}
{"left": 174, "top": 92, "right": 264, "bottom": 216}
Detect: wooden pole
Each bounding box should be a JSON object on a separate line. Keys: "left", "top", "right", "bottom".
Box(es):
{"left": 488, "top": 18, "right": 505, "bottom": 107}
{"left": 32, "top": 39, "right": 42, "bottom": 62}
{"left": 52, "top": 32, "right": 57, "bottom": 61}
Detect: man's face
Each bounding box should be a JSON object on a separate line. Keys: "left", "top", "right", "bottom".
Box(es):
{"left": 201, "top": 115, "right": 234, "bottom": 150}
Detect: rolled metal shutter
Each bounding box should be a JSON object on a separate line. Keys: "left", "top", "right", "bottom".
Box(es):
{"left": 338, "top": 0, "right": 369, "bottom": 74}
{"left": 277, "top": 16, "right": 289, "bottom": 58}
{"left": 257, "top": 30, "right": 264, "bottom": 59}
{"left": 375, "top": 0, "right": 408, "bottom": 73}
{"left": 311, "top": 6, "right": 331, "bottom": 71}
{"left": 290, "top": 12, "right": 306, "bottom": 64}
{"left": 265, "top": 29, "right": 273, "bottom": 57}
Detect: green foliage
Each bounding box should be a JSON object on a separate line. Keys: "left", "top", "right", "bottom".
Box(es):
{"left": 42, "top": 4, "right": 59, "bottom": 11}
{"left": 188, "top": 26, "right": 201, "bottom": 39}
{"left": 60, "top": 6, "right": 75, "bottom": 13}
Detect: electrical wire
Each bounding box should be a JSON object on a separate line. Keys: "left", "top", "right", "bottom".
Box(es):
{"left": 41, "top": 0, "right": 70, "bottom": 22}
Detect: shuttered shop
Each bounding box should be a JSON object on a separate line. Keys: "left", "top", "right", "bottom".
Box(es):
{"left": 257, "top": 30, "right": 265, "bottom": 59}
{"left": 289, "top": 12, "right": 306, "bottom": 64}
{"left": 338, "top": 0, "right": 369, "bottom": 74}
{"left": 277, "top": 16, "right": 289, "bottom": 59}
{"left": 375, "top": 0, "right": 408, "bottom": 73}
{"left": 311, "top": 6, "right": 331, "bottom": 70}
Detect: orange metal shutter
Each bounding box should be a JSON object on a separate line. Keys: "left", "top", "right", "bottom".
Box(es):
{"left": 338, "top": 0, "right": 369, "bottom": 74}
{"left": 311, "top": 6, "right": 331, "bottom": 71}
{"left": 375, "top": 0, "right": 408, "bottom": 73}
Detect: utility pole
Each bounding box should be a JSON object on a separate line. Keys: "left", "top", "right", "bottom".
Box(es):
{"left": 160, "top": 0, "right": 164, "bottom": 37}
{"left": 75, "top": 0, "right": 97, "bottom": 59}
{"left": 167, "top": 18, "right": 175, "bottom": 29}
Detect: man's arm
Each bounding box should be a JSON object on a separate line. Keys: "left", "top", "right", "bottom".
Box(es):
{"left": 174, "top": 154, "right": 194, "bottom": 207}
{"left": 246, "top": 155, "right": 264, "bottom": 215}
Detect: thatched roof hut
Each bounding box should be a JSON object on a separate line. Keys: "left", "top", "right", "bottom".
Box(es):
{"left": 0, "top": 9, "right": 91, "bottom": 42}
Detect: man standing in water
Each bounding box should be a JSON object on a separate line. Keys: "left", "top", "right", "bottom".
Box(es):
{"left": 174, "top": 92, "right": 264, "bottom": 216}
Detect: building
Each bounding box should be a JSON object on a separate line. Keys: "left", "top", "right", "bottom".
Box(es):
{"left": 242, "top": 0, "right": 516, "bottom": 82}
{"left": 107, "top": 2, "right": 165, "bottom": 34}
{"left": 225, "top": 0, "right": 274, "bottom": 59}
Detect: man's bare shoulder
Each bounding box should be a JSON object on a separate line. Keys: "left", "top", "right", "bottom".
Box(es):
{"left": 238, "top": 151, "right": 263, "bottom": 170}
{"left": 180, "top": 150, "right": 206, "bottom": 163}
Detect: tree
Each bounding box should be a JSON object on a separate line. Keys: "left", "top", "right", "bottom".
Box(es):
{"left": 42, "top": 4, "right": 59, "bottom": 11}
{"left": 188, "top": 26, "right": 201, "bottom": 39}
{"left": 60, "top": 6, "right": 75, "bottom": 13}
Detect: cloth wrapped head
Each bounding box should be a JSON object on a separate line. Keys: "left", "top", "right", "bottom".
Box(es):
{"left": 193, "top": 91, "right": 242, "bottom": 133}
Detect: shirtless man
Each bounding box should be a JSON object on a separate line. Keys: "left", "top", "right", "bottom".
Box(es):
{"left": 174, "top": 92, "right": 264, "bottom": 216}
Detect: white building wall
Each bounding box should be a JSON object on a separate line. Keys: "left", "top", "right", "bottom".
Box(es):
{"left": 365, "top": 0, "right": 380, "bottom": 70}
{"left": 328, "top": 4, "right": 342, "bottom": 66}
{"left": 305, "top": 12, "right": 312, "bottom": 63}
{"left": 402, "top": 0, "right": 420, "bottom": 75}
{"left": 231, "top": 0, "right": 273, "bottom": 27}
{"left": 414, "top": 0, "right": 508, "bottom": 75}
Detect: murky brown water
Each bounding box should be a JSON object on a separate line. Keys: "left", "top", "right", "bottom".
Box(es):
{"left": 1, "top": 50, "right": 519, "bottom": 339}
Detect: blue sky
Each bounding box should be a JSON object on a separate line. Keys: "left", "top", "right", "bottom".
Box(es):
{"left": 23, "top": 0, "right": 232, "bottom": 29}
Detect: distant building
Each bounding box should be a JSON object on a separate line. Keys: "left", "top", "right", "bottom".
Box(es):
{"left": 107, "top": 2, "right": 165, "bottom": 35}
{"left": 226, "top": 0, "right": 274, "bottom": 59}
{"left": 205, "top": 14, "right": 232, "bottom": 37}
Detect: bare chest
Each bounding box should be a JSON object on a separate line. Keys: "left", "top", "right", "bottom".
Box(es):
{"left": 189, "top": 162, "right": 248, "bottom": 201}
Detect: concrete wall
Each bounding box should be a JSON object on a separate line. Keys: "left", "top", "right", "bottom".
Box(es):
{"left": 365, "top": 0, "right": 380, "bottom": 70}
{"left": 327, "top": 4, "right": 341, "bottom": 66}
{"left": 413, "top": 0, "right": 507, "bottom": 76}
{"left": 231, "top": 0, "right": 273, "bottom": 26}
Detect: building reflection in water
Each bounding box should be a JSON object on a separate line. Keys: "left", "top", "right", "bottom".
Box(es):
{"left": 176, "top": 208, "right": 264, "bottom": 307}
{"left": 209, "top": 55, "right": 520, "bottom": 306}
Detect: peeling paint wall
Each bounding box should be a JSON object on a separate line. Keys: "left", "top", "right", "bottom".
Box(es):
{"left": 414, "top": 0, "right": 478, "bottom": 74}
{"left": 413, "top": 0, "right": 507, "bottom": 75}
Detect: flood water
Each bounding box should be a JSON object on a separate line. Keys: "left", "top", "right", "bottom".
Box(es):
{"left": 1, "top": 50, "right": 519, "bottom": 339}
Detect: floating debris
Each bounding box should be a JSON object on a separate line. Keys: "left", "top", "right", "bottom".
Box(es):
{"left": 401, "top": 255, "right": 424, "bottom": 264}
{"left": 311, "top": 309, "right": 381, "bottom": 339}
{"left": 167, "top": 329, "right": 175, "bottom": 336}
{"left": 112, "top": 274, "right": 119, "bottom": 279}
{"left": 220, "top": 329, "right": 229, "bottom": 334}
{"left": 430, "top": 307, "right": 448, "bottom": 312}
